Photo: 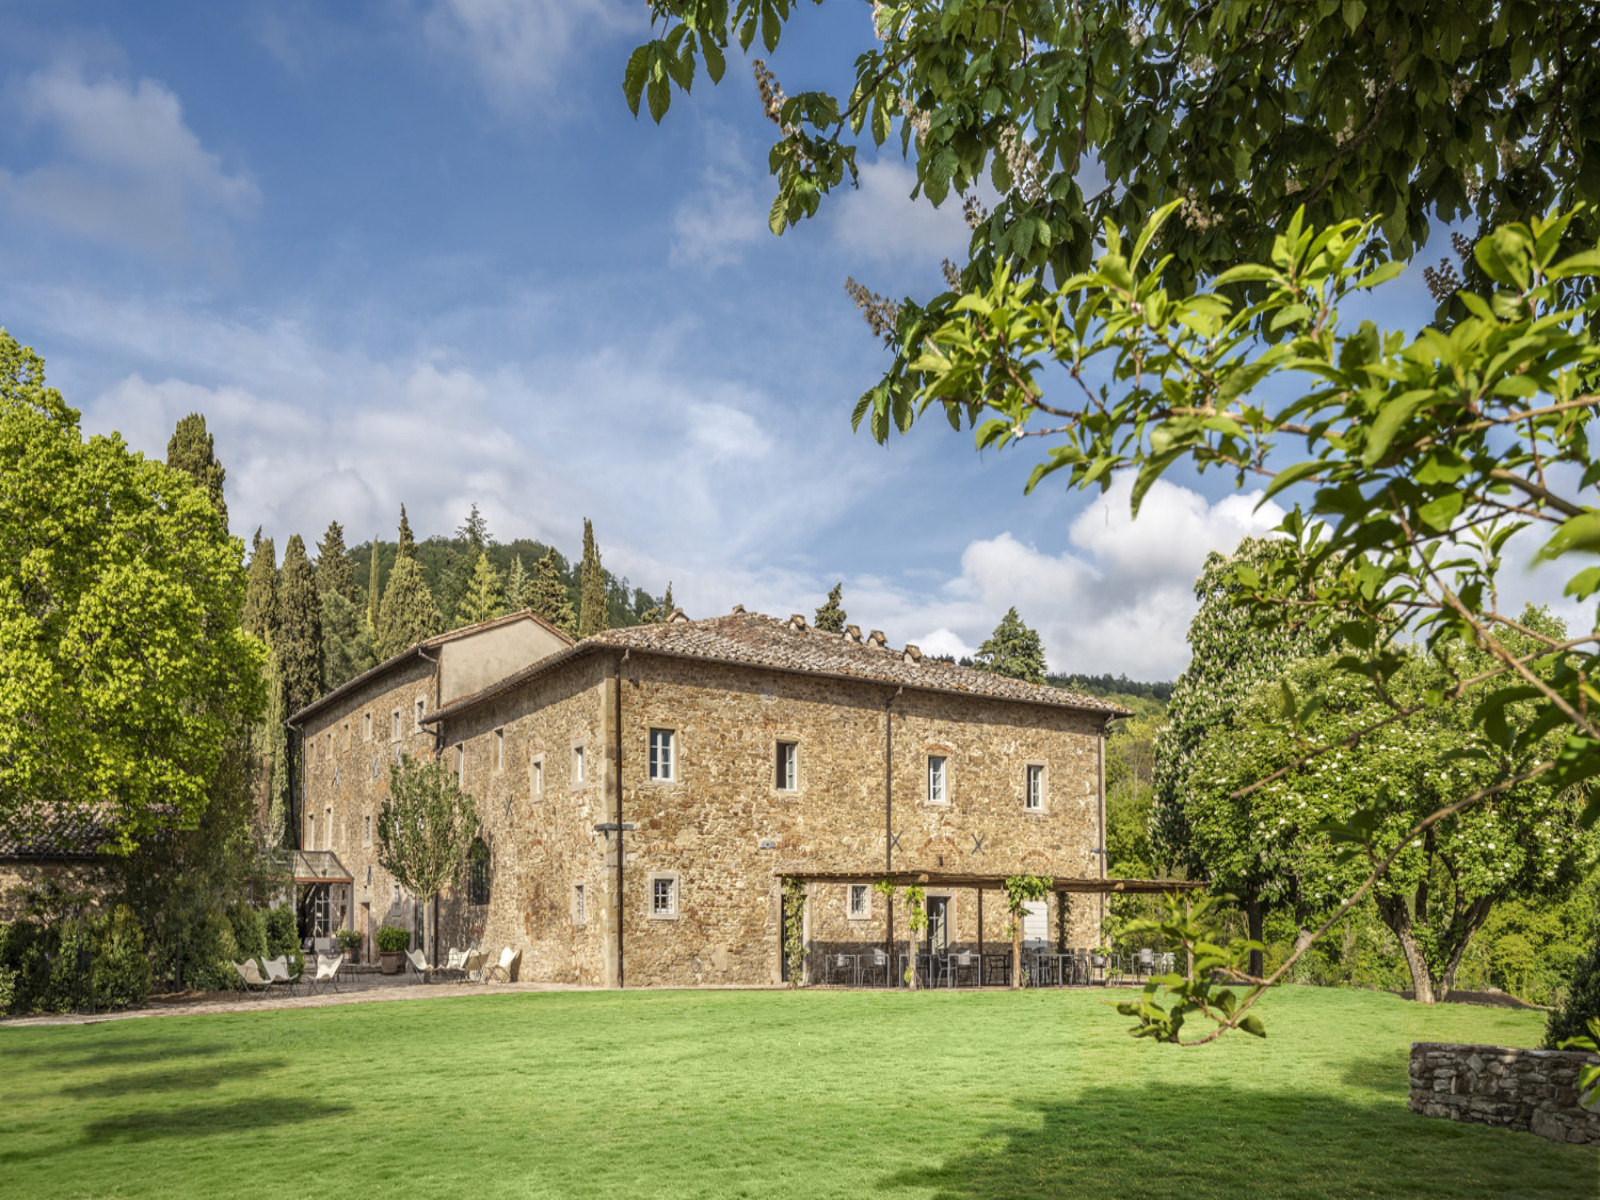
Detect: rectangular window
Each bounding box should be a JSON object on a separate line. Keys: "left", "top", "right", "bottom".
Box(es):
{"left": 326, "top": 732, "right": 332, "bottom": 757}
{"left": 365, "top": 865, "right": 372, "bottom": 887}
{"left": 775, "top": 741, "right": 797, "bottom": 791}
{"left": 573, "top": 884, "right": 586, "bottom": 926}
{"left": 495, "top": 728, "right": 504, "bottom": 771}
{"left": 648, "top": 729, "right": 674, "bottom": 781}
{"left": 1026, "top": 764, "right": 1044, "bottom": 810}
{"left": 364, "top": 814, "right": 372, "bottom": 846}
{"left": 456, "top": 744, "right": 465, "bottom": 785}
{"left": 371, "top": 754, "right": 378, "bottom": 779}
{"left": 324, "top": 806, "right": 332, "bottom": 849}
{"left": 573, "top": 744, "right": 585, "bottom": 786}
{"left": 928, "top": 755, "right": 947, "bottom": 803}
{"left": 652, "top": 876, "right": 677, "bottom": 917}
{"left": 533, "top": 758, "right": 543, "bottom": 796}
{"left": 391, "top": 710, "right": 401, "bottom": 741}
{"left": 364, "top": 712, "right": 372, "bottom": 741}
{"left": 848, "top": 884, "right": 870, "bottom": 919}
{"left": 414, "top": 698, "right": 425, "bottom": 731}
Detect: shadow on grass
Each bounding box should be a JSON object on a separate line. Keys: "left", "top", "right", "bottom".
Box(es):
{"left": 0, "top": 1036, "right": 233, "bottom": 1069}
{"left": 882, "top": 1081, "right": 1595, "bottom": 1200}
{"left": 57, "top": 1057, "right": 288, "bottom": 1100}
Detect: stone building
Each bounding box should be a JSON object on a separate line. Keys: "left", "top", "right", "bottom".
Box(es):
{"left": 295, "top": 606, "right": 1130, "bottom": 985}
{"left": 0, "top": 810, "right": 112, "bottom": 921}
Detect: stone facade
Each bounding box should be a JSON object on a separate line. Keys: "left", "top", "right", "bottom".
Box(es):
{"left": 298, "top": 609, "right": 1122, "bottom": 987}
{"left": 0, "top": 859, "right": 106, "bottom": 921}
{"left": 1409, "top": 1042, "right": 1600, "bottom": 1145}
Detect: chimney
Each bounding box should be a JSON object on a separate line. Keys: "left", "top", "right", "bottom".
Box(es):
{"left": 903, "top": 644, "right": 922, "bottom": 663}
{"left": 730, "top": 604, "right": 746, "bottom": 614}
{"left": 788, "top": 614, "right": 810, "bottom": 633}
{"left": 867, "top": 629, "right": 887, "bottom": 648}
{"left": 843, "top": 624, "right": 862, "bottom": 643}
{"left": 667, "top": 608, "right": 690, "bottom": 624}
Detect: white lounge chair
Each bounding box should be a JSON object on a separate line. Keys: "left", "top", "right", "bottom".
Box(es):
{"left": 405, "top": 948, "right": 432, "bottom": 982}
{"left": 483, "top": 947, "right": 520, "bottom": 984}
{"left": 307, "top": 953, "right": 343, "bottom": 995}
{"left": 460, "top": 948, "right": 487, "bottom": 984}
{"left": 232, "top": 959, "right": 272, "bottom": 995}
{"left": 263, "top": 956, "right": 302, "bottom": 995}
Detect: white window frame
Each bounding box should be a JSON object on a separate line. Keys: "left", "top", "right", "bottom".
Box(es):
{"left": 364, "top": 712, "right": 372, "bottom": 741}
{"left": 648, "top": 728, "right": 675, "bottom": 782}
{"left": 456, "top": 744, "right": 466, "bottom": 786}
{"left": 1025, "top": 763, "right": 1046, "bottom": 811}
{"left": 495, "top": 728, "right": 505, "bottom": 772}
{"left": 391, "top": 709, "right": 402, "bottom": 742}
{"left": 572, "top": 742, "right": 586, "bottom": 789}
{"left": 324, "top": 806, "right": 333, "bottom": 850}
{"left": 363, "top": 814, "right": 372, "bottom": 846}
{"left": 648, "top": 872, "right": 680, "bottom": 920}
{"left": 775, "top": 741, "right": 798, "bottom": 792}
{"left": 573, "top": 883, "right": 586, "bottom": 927}
{"left": 413, "top": 697, "right": 426, "bottom": 732}
{"left": 531, "top": 754, "right": 544, "bottom": 799}
{"left": 927, "top": 755, "right": 948, "bottom": 804}
{"left": 847, "top": 883, "right": 872, "bottom": 921}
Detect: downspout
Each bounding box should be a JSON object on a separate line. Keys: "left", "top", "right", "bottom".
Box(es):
{"left": 1097, "top": 717, "right": 1108, "bottom": 945}
{"left": 417, "top": 644, "right": 442, "bottom": 965}
{"left": 884, "top": 686, "right": 902, "bottom": 974}
{"left": 615, "top": 649, "right": 628, "bottom": 989}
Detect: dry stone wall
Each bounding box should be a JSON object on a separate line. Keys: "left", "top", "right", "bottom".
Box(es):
{"left": 1409, "top": 1042, "right": 1600, "bottom": 1145}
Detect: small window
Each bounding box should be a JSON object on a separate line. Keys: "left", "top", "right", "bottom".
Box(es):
{"left": 364, "top": 712, "right": 372, "bottom": 741}
{"left": 928, "top": 755, "right": 947, "bottom": 804}
{"left": 573, "top": 744, "right": 586, "bottom": 786}
{"left": 456, "top": 744, "right": 465, "bottom": 785}
{"left": 334, "top": 764, "right": 340, "bottom": 784}
{"left": 573, "top": 883, "right": 586, "bottom": 926}
{"left": 308, "top": 815, "right": 316, "bottom": 846}
{"left": 371, "top": 754, "right": 378, "bottom": 779}
{"left": 364, "top": 814, "right": 372, "bottom": 846}
{"left": 775, "top": 741, "right": 797, "bottom": 791}
{"left": 495, "top": 728, "right": 504, "bottom": 771}
{"left": 648, "top": 729, "right": 674, "bottom": 781}
{"left": 848, "top": 884, "right": 871, "bottom": 919}
{"left": 326, "top": 731, "right": 332, "bottom": 757}
{"left": 325, "top": 806, "right": 333, "bottom": 849}
{"left": 391, "top": 710, "right": 402, "bottom": 741}
{"left": 532, "top": 757, "right": 543, "bottom": 797}
{"left": 365, "top": 864, "right": 372, "bottom": 886}
{"left": 393, "top": 744, "right": 402, "bottom": 765}
{"left": 308, "top": 740, "right": 315, "bottom": 766}
{"left": 468, "top": 839, "right": 490, "bottom": 906}
{"left": 414, "top": 698, "right": 425, "bottom": 731}
{"left": 651, "top": 875, "right": 677, "bottom": 918}
{"left": 1025, "top": 764, "right": 1044, "bottom": 810}
{"left": 343, "top": 720, "right": 350, "bottom": 746}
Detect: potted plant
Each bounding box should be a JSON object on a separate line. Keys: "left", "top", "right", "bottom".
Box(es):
{"left": 337, "top": 928, "right": 362, "bottom": 963}
{"left": 376, "top": 926, "right": 409, "bottom": 974}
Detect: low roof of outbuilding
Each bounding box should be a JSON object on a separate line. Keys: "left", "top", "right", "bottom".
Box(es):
{"left": 425, "top": 608, "right": 1131, "bottom": 725}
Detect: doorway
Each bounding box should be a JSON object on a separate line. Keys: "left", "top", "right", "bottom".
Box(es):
{"left": 926, "top": 896, "right": 949, "bottom": 956}
{"left": 360, "top": 902, "right": 371, "bottom": 964}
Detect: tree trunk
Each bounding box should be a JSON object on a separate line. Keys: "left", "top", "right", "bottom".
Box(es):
{"left": 907, "top": 905, "right": 920, "bottom": 990}
{"left": 1011, "top": 916, "right": 1022, "bottom": 990}
{"left": 1376, "top": 893, "right": 1434, "bottom": 1005}
{"left": 1246, "top": 896, "right": 1265, "bottom": 979}
{"left": 1438, "top": 897, "right": 1494, "bottom": 1001}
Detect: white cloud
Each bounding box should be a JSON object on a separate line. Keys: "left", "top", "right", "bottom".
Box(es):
{"left": 669, "top": 125, "right": 770, "bottom": 271}
{"left": 0, "top": 60, "right": 259, "bottom": 264}
{"left": 830, "top": 159, "right": 970, "bottom": 264}
{"left": 421, "top": 0, "right": 637, "bottom": 114}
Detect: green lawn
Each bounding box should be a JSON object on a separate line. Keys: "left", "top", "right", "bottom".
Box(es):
{"left": 0, "top": 986, "right": 1592, "bottom": 1199}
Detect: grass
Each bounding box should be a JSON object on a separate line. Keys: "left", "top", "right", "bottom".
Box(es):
{"left": 0, "top": 985, "right": 1593, "bottom": 1199}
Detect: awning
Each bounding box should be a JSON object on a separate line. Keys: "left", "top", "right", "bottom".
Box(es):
{"left": 280, "top": 850, "right": 354, "bottom": 884}
{"left": 774, "top": 868, "right": 1203, "bottom": 895}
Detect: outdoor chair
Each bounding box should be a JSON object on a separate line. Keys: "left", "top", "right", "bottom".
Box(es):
{"left": 263, "top": 956, "right": 302, "bottom": 995}
{"left": 826, "top": 953, "right": 857, "bottom": 986}
{"left": 484, "top": 947, "right": 520, "bottom": 984}
{"left": 307, "top": 954, "right": 343, "bottom": 995}
{"left": 461, "top": 948, "right": 487, "bottom": 984}
{"left": 1137, "top": 948, "right": 1157, "bottom": 981}
{"left": 949, "top": 950, "right": 979, "bottom": 988}
{"left": 232, "top": 959, "right": 272, "bottom": 995}
{"left": 405, "top": 948, "right": 432, "bottom": 982}
{"left": 862, "top": 949, "right": 889, "bottom": 987}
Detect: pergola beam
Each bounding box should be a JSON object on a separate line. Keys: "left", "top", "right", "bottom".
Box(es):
{"left": 773, "top": 869, "right": 1202, "bottom": 895}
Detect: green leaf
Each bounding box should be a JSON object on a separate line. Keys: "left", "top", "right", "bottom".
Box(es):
{"left": 1538, "top": 512, "right": 1600, "bottom": 561}
{"left": 1564, "top": 566, "right": 1600, "bottom": 600}
{"left": 647, "top": 73, "right": 671, "bottom": 123}
{"left": 1362, "top": 389, "right": 1434, "bottom": 466}
{"left": 701, "top": 32, "right": 726, "bottom": 84}
{"left": 1262, "top": 460, "right": 1325, "bottom": 502}
{"left": 768, "top": 189, "right": 788, "bottom": 236}
{"left": 623, "top": 44, "right": 651, "bottom": 116}
{"left": 1475, "top": 225, "right": 1531, "bottom": 289}
{"left": 1238, "top": 1014, "right": 1267, "bottom": 1038}
{"left": 762, "top": 0, "right": 781, "bottom": 52}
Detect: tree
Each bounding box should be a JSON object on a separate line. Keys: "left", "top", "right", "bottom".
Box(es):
{"left": 242, "top": 536, "right": 278, "bottom": 645}
{"left": 638, "top": 581, "right": 675, "bottom": 624}
{"left": 632, "top": 2, "right": 1600, "bottom": 385}
{"left": 1002, "top": 874, "right": 1052, "bottom": 990}
{"left": 813, "top": 583, "right": 846, "bottom": 633}
{"left": 439, "top": 503, "right": 491, "bottom": 625}
{"left": 315, "top": 521, "right": 357, "bottom": 603}
{"left": 458, "top": 552, "right": 505, "bottom": 626}
{"left": 276, "top": 535, "right": 325, "bottom": 718}
{"left": 1546, "top": 928, "right": 1600, "bottom": 1051}
{"left": 377, "top": 555, "right": 443, "bottom": 660}
{"left": 1190, "top": 625, "right": 1588, "bottom": 1005}
{"left": 505, "top": 555, "right": 527, "bottom": 617}
{"left": 525, "top": 550, "right": 576, "bottom": 635}
{"left": 396, "top": 505, "right": 416, "bottom": 559}
{"left": 973, "top": 608, "right": 1046, "bottom": 685}
{"left": 165, "top": 413, "right": 228, "bottom": 529}
{"left": 321, "top": 590, "right": 376, "bottom": 690}
{"left": 873, "top": 880, "right": 928, "bottom": 989}
{"left": 577, "top": 519, "right": 608, "bottom": 637}
{"left": 0, "top": 329, "right": 266, "bottom": 853}
{"left": 375, "top": 753, "right": 480, "bottom": 967}
{"left": 366, "top": 538, "right": 382, "bottom": 632}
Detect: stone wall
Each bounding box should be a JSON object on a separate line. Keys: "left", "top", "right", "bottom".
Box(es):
{"left": 1409, "top": 1041, "right": 1600, "bottom": 1145}
{"left": 0, "top": 860, "right": 107, "bottom": 921}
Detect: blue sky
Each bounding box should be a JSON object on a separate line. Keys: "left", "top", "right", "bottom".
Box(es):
{"left": 1, "top": 1, "right": 1574, "bottom": 678}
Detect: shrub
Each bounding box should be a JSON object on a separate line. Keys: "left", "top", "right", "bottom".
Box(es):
{"left": 0, "top": 910, "right": 150, "bottom": 1014}
{"left": 263, "top": 905, "right": 298, "bottom": 957}
{"left": 226, "top": 901, "right": 267, "bottom": 959}
{"left": 336, "top": 928, "right": 361, "bottom": 950}
{"left": 376, "top": 925, "right": 410, "bottom": 952}
{"left": 93, "top": 906, "right": 151, "bottom": 1010}
{"left": 1546, "top": 928, "right": 1600, "bottom": 1049}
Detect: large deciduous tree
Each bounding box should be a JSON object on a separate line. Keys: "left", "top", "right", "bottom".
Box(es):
{"left": 375, "top": 753, "right": 480, "bottom": 967}
{"left": 0, "top": 329, "right": 266, "bottom": 852}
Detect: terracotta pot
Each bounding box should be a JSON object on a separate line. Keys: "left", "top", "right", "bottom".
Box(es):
{"left": 379, "top": 950, "right": 403, "bottom": 975}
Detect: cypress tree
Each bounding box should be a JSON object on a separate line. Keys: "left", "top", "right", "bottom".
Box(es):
{"left": 577, "top": 518, "right": 608, "bottom": 637}
{"left": 277, "top": 534, "right": 325, "bottom": 716}
{"left": 506, "top": 555, "right": 527, "bottom": 615}
{"left": 367, "top": 538, "right": 382, "bottom": 631}
{"left": 526, "top": 550, "right": 575, "bottom": 635}
{"left": 397, "top": 505, "right": 416, "bottom": 559}
{"left": 459, "top": 553, "right": 505, "bottom": 625}
{"left": 243, "top": 536, "right": 278, "bottom": 644}
{"left": 973, "top": 607, "right": 1048, "bottom": 685}
{"left": 377, "top": 557, "right": 442, "bottom": 658}
{"left": 814, "top": 583, "right": 846, "bottom": 633}
{"left": 263, "top": 653, "right": 290, "bottom": 847}
{"left": 639, "top": 581, "right": 674, "bottom": 624}
{"left": 315, "top": 520, "right": 357, "bottom": 603}
{"left": 165, "top": 412, "right": 228, "bottom": 529}
{"left": 321, "top": 590, "right": 377, "bottom": 690}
